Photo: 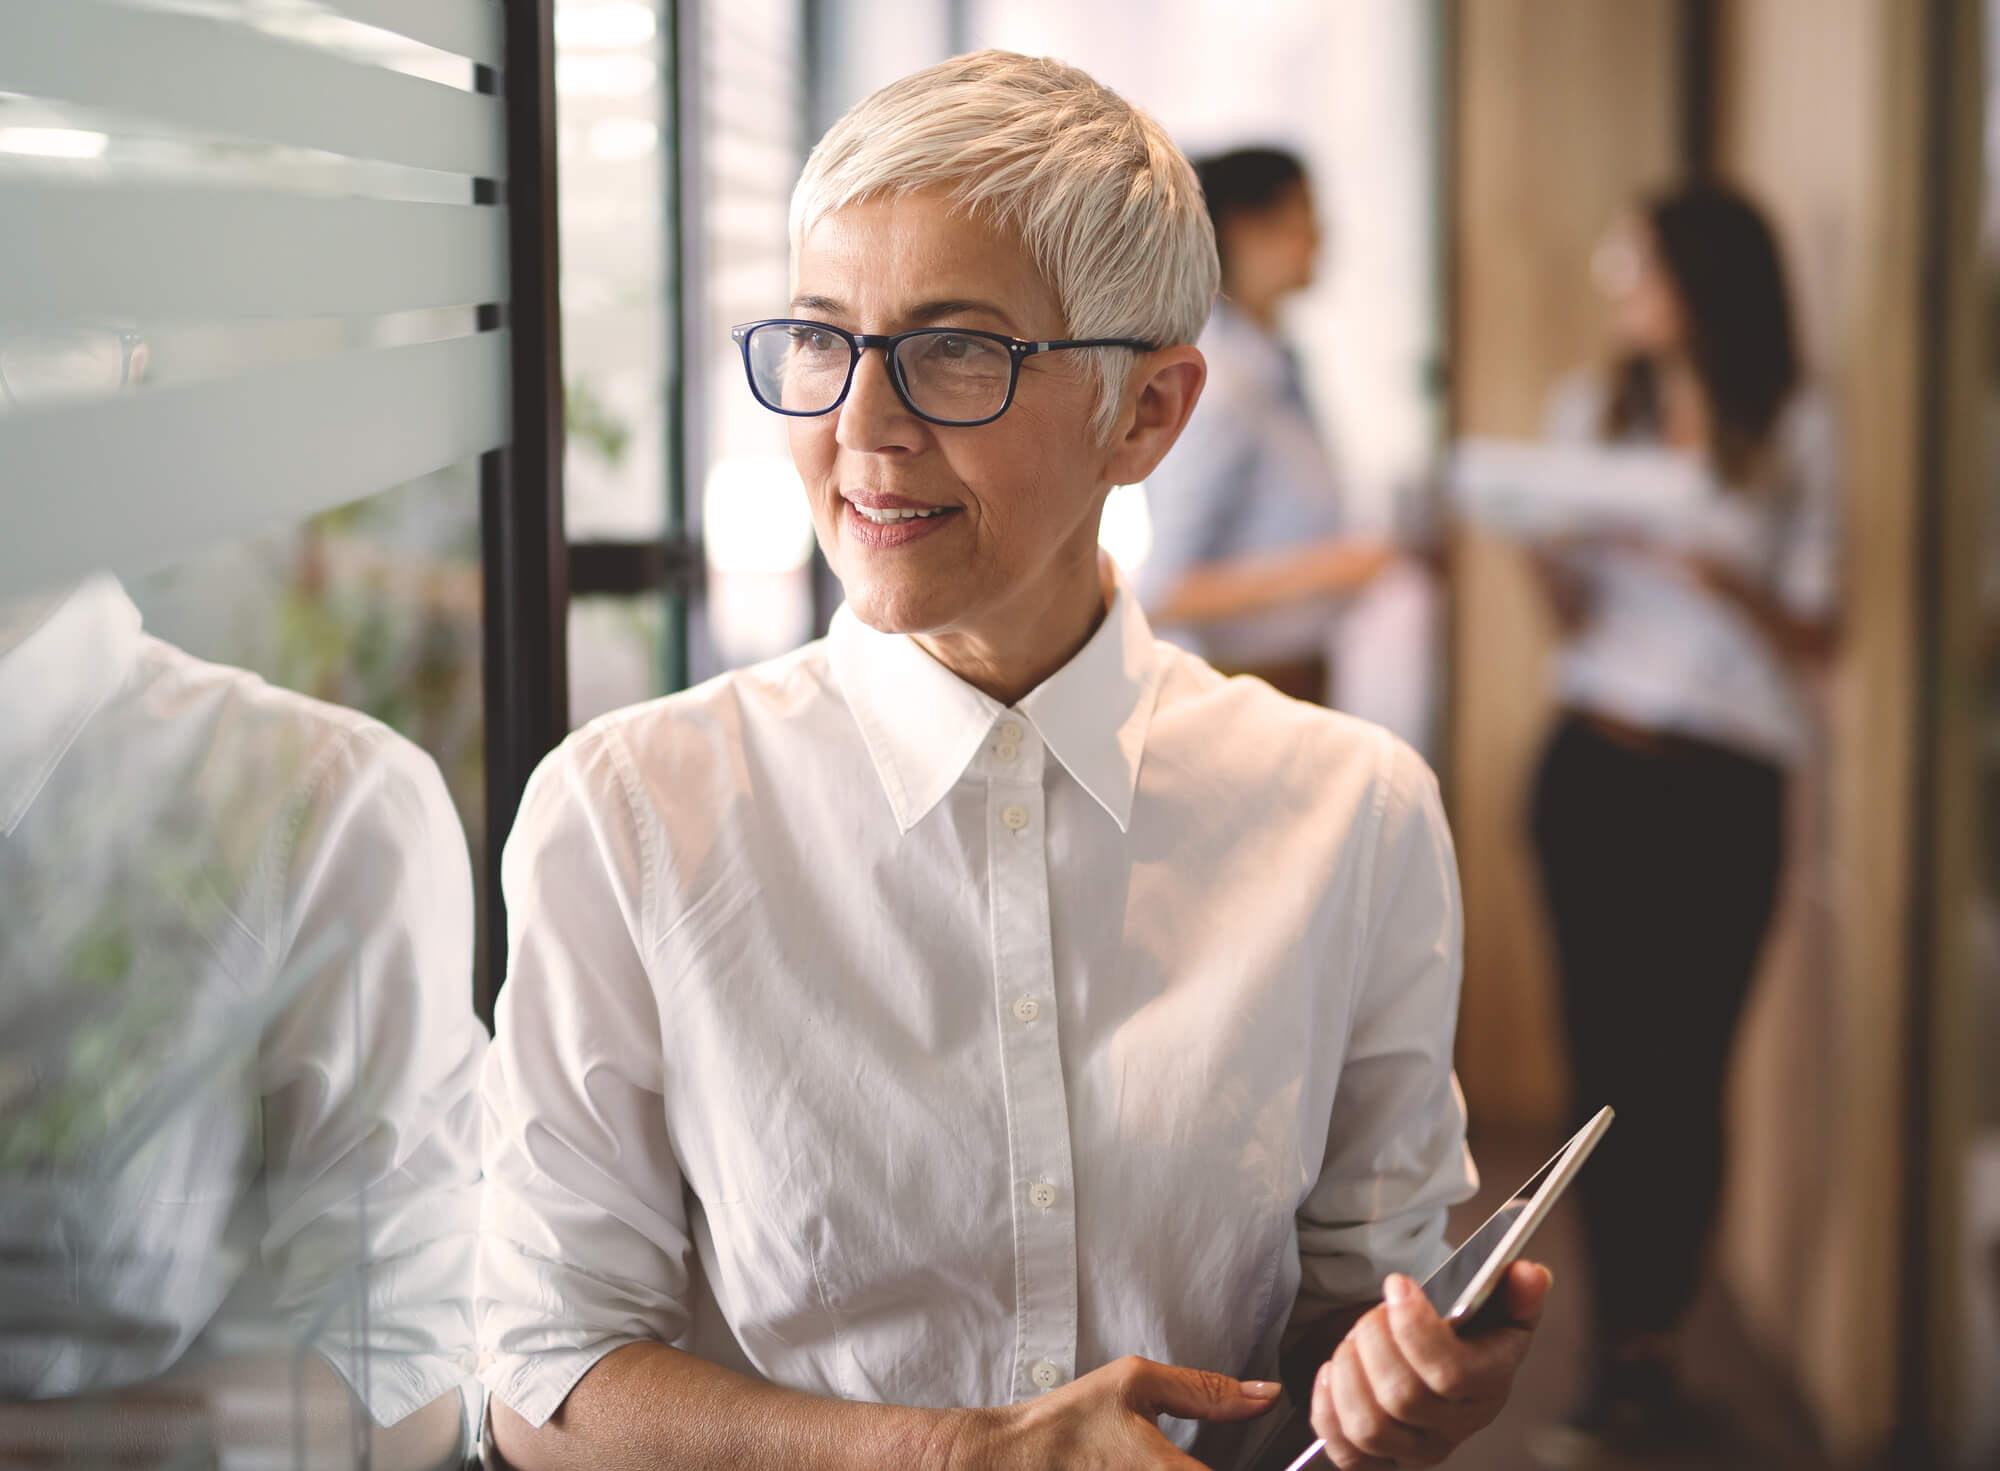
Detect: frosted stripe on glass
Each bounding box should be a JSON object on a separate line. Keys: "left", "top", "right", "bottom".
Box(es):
{"left": 0, "top": 184, "right": 506, "bottom": 323}
{"left": 0, "top": 331, "right": 509, "bottom": 599}
{"left": 322, "top": 0, "right": 504, "bottom": 69}
{"left": 0, "top": 0, "right": 504, "bottom": 178}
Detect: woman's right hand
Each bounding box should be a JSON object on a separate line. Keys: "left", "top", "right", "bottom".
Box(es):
{"left": 946, "top": 1356, "right": 1282, "bottom": 1470}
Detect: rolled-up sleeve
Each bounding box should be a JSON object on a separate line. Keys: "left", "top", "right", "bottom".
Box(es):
{"left": 1287, "top": 741, "right": 1478, "bottom": 1341}
{"left": 476, "top": 728, "right": 694, "bottom": 1428}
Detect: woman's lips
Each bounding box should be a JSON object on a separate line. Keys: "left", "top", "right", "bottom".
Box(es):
{"left": 842, "top": 497, "right": 960, "bottom": 548}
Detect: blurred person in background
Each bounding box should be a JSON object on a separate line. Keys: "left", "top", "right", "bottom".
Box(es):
{"left": 1136, "top": 147, "right": 1392, "bottom": 705}
{"left": 1523, "top": 183, "right": 1840, "bottom": 1464}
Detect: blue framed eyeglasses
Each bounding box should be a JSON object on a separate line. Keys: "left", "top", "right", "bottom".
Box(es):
{"left": 730, "top": 318, "right": 1157, "bottom": 427}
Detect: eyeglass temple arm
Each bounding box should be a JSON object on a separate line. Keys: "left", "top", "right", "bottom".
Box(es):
{"left": 1019, "top": 337, "right": 1160, "bottom": 355}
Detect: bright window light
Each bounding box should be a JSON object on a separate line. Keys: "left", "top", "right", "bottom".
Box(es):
{"left": 1098, "top": 482, "right": 1153, "bottom": 574}
{"left": 555, "top": 54, "right": 658, "bottom": 98}
{"left": 555, "top": 4, "right": 657, "bottom": 50}
{"left": 704, "top": 456, "right": 817, "bottom": 574}
{"left": 0, "top": 128, "right": 109, "bottom": 159}
{"left": 589, "top": 118, "right": 659, "bottom": 160}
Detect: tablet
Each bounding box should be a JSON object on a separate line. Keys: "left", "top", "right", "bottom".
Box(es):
{"left": 1280, "top": 1106, "right": 1614, "bottom": 1471}
{"left": 1420, "top": 1105, "right": 1613, "bottom": 1329}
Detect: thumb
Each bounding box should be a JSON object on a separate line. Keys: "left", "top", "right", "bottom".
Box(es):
{"left": 1501, "top": 1260, "right": 1555, "bottom": 1328}
{"left": 1129, "top": 1361, "right": 1283, "bottom": 1424}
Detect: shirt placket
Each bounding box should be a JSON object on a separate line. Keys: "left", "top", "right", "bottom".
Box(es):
{"left": 982, "top": 713, "right": 1079, "bottom": 1401}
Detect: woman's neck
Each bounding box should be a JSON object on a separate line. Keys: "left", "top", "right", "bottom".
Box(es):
{"left": 914, "top": 555, "right": 1113, "bottom": 707}
{"left": 1655, "top": 353, "right": 1711, "bottom": 453}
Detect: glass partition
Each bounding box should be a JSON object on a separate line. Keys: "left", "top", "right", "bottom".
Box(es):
{"left": 0, "top": 3, "right": 513, "bottom": 1465}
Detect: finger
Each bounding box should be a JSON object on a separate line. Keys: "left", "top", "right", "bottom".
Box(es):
{"left": 1396, "top": 1266, "right": 1551, "bottom": 1424}
{"left": 1125, "top": 1358, "right": 1283, "bottom": 1424}
{"left": 1350, "top": 1303, "right": 1482, "bottom": 1443}
{"left": 1500, "top": 1260, "right": 1554, "bottom": 1328}
{"left": 1310, "top": 1359, "right": 1397, "bottom": 1471}
{"left": 1330, "top": 1337, "right": 1453, "bottom": 1468}
{"left": 1379, "top": 1274, "right": 1489, "bottom": 1401}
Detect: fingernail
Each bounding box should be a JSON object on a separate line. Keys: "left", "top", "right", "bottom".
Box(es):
{"left": 1241, "top": 1380, "right": 1282, "bottom": 1400}
{"left": 1384, "top": 1273, "right": 1413, "bottom": 1303}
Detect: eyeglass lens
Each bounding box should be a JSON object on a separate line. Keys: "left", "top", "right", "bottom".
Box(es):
{"left": 744, "top": 323, "right": 1014, "bottom": 423}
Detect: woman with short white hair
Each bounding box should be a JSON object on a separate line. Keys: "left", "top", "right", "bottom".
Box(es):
{"left": 479, "top": 51, "right": 1545, "bottom": 1471}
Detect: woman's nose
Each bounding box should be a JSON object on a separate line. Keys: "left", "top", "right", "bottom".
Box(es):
{"left": 835, "top": 346, "right": 922, "bottom": 452}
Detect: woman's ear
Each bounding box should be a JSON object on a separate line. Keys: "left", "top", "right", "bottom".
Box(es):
{"left": 1104, "top": 346, "right": 1206, "bottom": 487}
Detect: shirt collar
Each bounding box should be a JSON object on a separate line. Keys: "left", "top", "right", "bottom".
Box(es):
{"left": 828, "top": 560, "right": 1164, "bottom": 835}
{"left": 0, "top": 573, "right": 144, "bottom": 836}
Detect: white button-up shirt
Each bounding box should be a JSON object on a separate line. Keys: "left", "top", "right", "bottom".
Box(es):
{"left": 478, "top": 567, "right": 1475, "bottom": 1461}
{"left": 0, "top": 575, "right": 486, "bottom": 1428}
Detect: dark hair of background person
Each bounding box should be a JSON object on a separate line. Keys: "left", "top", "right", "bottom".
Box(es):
{"left": 1194, "top": 146, "right": 1308, "bottom": 282}
{"left": 1605, "top": 182, "right": 1802, "bottom": 485}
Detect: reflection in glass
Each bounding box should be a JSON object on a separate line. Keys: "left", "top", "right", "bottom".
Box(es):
{"left": 0, "top": 327, "right": 142, "bottom": 410}
{"left": 1, "top": 0, "right": 504, "bottom": 1460}
{"left": 134, "top": 463, "right": 489, "bottom": 986}
{"left": 0, "top": 576, "right": 485, "bottom": 1469}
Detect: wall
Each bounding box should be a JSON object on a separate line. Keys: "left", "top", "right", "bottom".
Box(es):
{"left": 1712, "top": 0, "right": 1928, "bottom": 1457}
{"left": 1447, "top": 0, "right": 1681, "bottom": 1130}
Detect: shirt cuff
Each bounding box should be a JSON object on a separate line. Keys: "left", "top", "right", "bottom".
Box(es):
{"left": 479, "top": 1337, "right": 644, "bottom": 1429}
{"left": 315, "top": 1342, "right": 481, "bottom": 1430}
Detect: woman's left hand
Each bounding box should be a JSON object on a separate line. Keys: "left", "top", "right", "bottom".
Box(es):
{"left": 1307, "top": 1261, "right": 1551, "bottom": 1469}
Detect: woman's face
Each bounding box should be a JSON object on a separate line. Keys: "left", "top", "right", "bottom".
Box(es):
{"left": 785, "top": 189, "right": 1127, "bottom": 643}
{"left": 1595, "top": 216, "right": 1684, "bottom": 356}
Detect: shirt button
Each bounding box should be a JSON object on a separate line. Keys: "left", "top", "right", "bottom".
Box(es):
{"left": 994, "top": 741, "right": 1020, "bottom": 762}
{"left": 1001, "top": 803, "right": 1030, "bottom": 832}
{"left": 1012, "top": 994, "right": 1041, "bottom": 1023}
{"left": 1030, "top": 1360, "right": 1064, "bottom": 1391}
{"left": 1028, "top": 1180, "right": 1057, "bottom": 1210}
{"left": 1000, "top": 720, "right": 1026, "bottom": 744}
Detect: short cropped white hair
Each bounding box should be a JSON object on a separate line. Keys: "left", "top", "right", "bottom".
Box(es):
{"left": 790, "top": 50, "right": 1219, "bottom": 439}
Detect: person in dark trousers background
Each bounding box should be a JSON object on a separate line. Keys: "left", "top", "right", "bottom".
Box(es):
{"left": 1524, "top": 182, "right": 1842, "bottom": 1464}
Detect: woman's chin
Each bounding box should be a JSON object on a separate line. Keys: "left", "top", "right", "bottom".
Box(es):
{"left": 839, "top": 579, "right": 962, "bottom": 638}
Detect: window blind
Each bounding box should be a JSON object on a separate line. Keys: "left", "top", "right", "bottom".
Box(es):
{"left": 0, "top": 0, "right": 510, "bottom": 600}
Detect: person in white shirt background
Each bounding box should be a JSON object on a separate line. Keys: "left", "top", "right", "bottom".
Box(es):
{"left": 479, "top": 50, "right": 1548, "bottom": 1471}
{"left": 1520, "top": 183, "right": 1841, "bottom": 1464}
{"left": 0, "top": 571, "right": 487, "bottom": 1469}
{"left": 1136, "top": 147, "right": 1394, "bottom": 707}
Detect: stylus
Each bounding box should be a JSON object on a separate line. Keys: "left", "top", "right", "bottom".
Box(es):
{"left": 1281, "top": 1438, "right": 1326, "bottom": 1470}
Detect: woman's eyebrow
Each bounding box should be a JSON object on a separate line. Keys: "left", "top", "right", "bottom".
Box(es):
{"left": 904, "top": 299, "right": 1017, "bottom": 329}
{"left": 785, "top": 296, "right": 1021, "bottom": 330}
